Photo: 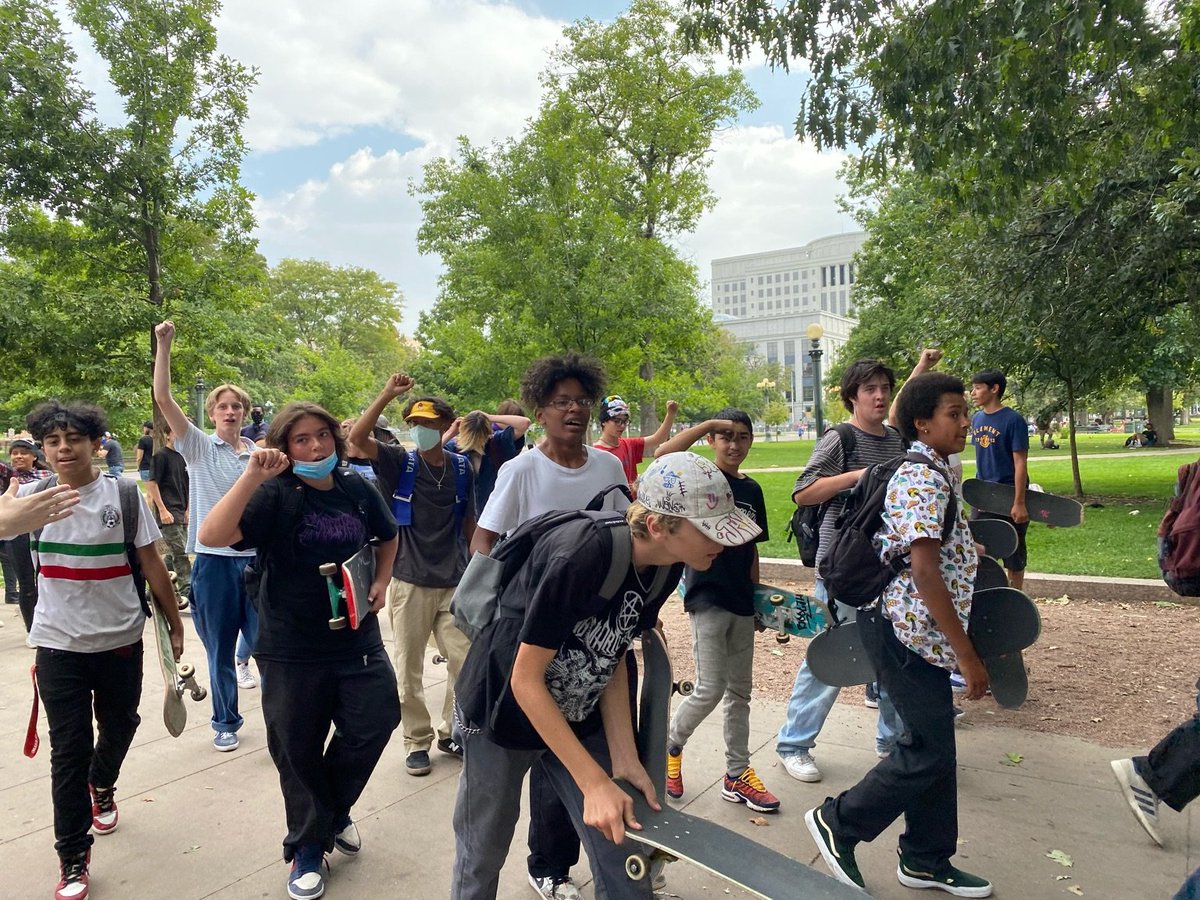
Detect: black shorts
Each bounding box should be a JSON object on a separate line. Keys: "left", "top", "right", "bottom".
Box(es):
{"left": 970, "top": 509, "right": 1029, "bottom": 572}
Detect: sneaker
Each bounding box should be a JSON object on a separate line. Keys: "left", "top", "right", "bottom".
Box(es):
{"left": 236, "top": 659, "right": 257, "bottom": 689}
{"left": 949, "top": 671, "right": 967, "bottom": 693}
{"left": 213, "top": 731, "right": 239, "bottom": 752}
{"left": 1111, "top": 758, "right": 1163, "bottom": 846}
{"left": 897, "top": 854, "right": 992, "bottom": 897}
{"left": 650, "top": 857, "right": 668, "bottom": 891}
{"left": 528, "top": 874, "right": 582, "bottom": 899}
{"left": 333, "top": 816, "right": 361, "bottom": 856}
{"left": 953, "top": 706, "right": 966, "bottom": 723}
{"left": 55, "top": 850, "right": 90, "bottom": 900}
{"left": 722, "top": 767, "right": 780, "bottom": 813}
{"left": 405, "top": 750, "right": 431, "bottom": 776}
{"left": 436, "top": 736, "right": 463, "bottom": 758}
{"left": 287, "top": 844, "right": 329, "bottom": 900}
{"left": 805, "top": 803, "right": 865, "bottom": 890}
{"left": 665, "top": 745, "right": 684, "bottom": 799}
{"left": 876, "top": 747, "right": 892, "bottom": 760}
{"left": 89, "top": 785, "right": 118, "bottom": 835}
{"left": 782, "top": 752, "right": 822, "bottom": 783}
{"left": 864, "top": 682, "right": 880, "bottom": 709}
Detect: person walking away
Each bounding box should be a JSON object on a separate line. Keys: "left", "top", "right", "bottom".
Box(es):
{"left": 135, "top": 423, "right": 154, "bottom": 482}
{"left": 145, "top": 425, "right": 191, "bottom": 611}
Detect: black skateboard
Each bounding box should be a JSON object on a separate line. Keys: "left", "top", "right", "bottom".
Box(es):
{"left": 804, "top": 620, "right": 876, "bottom": 688}
{"left": 963, "top": 479, "right": 1083, "bottom": 527}
{"left": 969, "top": 518, "right": 1018, "bottom": 559}
{"left": 975, "top": 555, "right": 1009, "bottom": 591}
{"left": 626, "top": 630, "right": 859, "bottom": 898}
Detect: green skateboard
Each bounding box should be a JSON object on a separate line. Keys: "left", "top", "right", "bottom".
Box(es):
{"left": 152, "top": 603, "right": 207, "bottom": 737}
{"left": 319, "top": 543, "right": 377, "bottom": 630}
{"left": 752, "top": 582, "right": 828, "bottom": 643}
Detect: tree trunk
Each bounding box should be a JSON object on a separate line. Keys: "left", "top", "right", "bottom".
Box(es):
{"left": 638, "top": 359, "right": 657, "bottom": 435}
{"left": 1145, "top": 384, "right": 1175, "bottom": 444}
{"left": 1067, "top": 382, "right": 1084, "bottom": 497}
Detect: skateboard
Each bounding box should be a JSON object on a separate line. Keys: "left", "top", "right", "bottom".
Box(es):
{"left": 752, "top": 582, "right": 828, "bottom": 643}
{"left": 963, "top": 478, "right": 1083, "bottom": 527}
{"left": 152, "top": 602, "right": 207, "bottom": 737}
{"left": 969, "top": 518, "right": 1018, "bottom": 559}
{"left": 805, "top": 587, "right": 1040, "bottom": 708}
{"left": 625, "top": 630, "right": 859, "bottom": 899}
{"left": 975, "top": 555, "right": 1009, "bottom": 591}
{"left": 318, "top": 543, "right": 376, "bottom": 630}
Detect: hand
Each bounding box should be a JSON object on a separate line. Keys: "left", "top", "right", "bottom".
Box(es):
{"left": 155, "top": 320, "right": 176, "bottom": 344}
{"left": 169, "top": 618, "right": 185, "bottom": 660}
{"left": 611, "top": 757, "right": 661, "bottom": 815}
{"left": 246, "top": 449, "right": 291, "bottom": 482}
{"left": 665, "top": 400, "right": 679, "bottom": 416}
{"left": 368, "top": 578, "right": 388, "bottom": 613}
{"left": 582, "top": 777, "right": 642, "bottom": 844}
{"left": 160, "top": 509, "right": 175, "bottom": 526}
{"left": 1010, "top": 501, "right": 1029, "bottom": 525}
{"left": 383, "top": 373, "right": 414, "bottom": 398}
{"left": 0, "top": 480, "right": 80, "bottom": 535}
{"left": 974, "top": 541, "right": 986, "bottom": 558}
{"left": 708, "top": 418, "right": 737, "bottom": 434}
{"left": 957, "top": 653, "right": 990, "bottom": 701}
{"left": 919, "top": 347, "right": 943, "bottom": 369}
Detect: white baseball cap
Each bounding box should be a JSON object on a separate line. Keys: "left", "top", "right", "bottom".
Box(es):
{"left": 637, "top": 452, "right": 762, "bottom": 547}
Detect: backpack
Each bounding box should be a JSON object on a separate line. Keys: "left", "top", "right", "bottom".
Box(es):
{"left": 818, "top": 452, "right": 957, "bottom": 607}
{"left": 31, "top": 473, "right": 151, "bottom": 616}
{"left": 785, "top": 424, "right": 857, "bottom": 566}
{"left": 1158, "top": 461, "right": 1200, "bottom": 596}
{"left": 390, "top": 449, "right": 471, "bottom": 530}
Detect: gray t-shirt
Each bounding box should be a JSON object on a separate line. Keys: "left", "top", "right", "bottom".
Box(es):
{"left": 793, "top": 424, "right": 906, "bottom": 567}
{"left": 374, "top": 443, "right": 475, "bottom": 588}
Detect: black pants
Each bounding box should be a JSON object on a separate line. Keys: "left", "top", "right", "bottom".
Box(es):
{"left": 2, "top": 535, "right": 38, "bottom": 630}
{"left": 258, "top": 647, "right": 401, "bottom": 861}
{"left": 825, "top": 609, "right": 958, "bottom": 871}
{"left": 1137, "top": 677, "right": 1200, "bottom": 812}
{"left": 36, "top": 642, "right": 144, "bottom": 859}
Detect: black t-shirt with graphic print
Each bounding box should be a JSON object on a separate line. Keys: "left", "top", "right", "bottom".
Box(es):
{"left": 681, "top": 470, "right": 768, "bottom": 617}
{"left": 235, "top": 472, "right": 398, "bottom": 662}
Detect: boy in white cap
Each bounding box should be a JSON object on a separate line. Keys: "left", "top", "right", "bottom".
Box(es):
{"left": 451, "top": 451, "right": 762, "bottom": 900}
{"left": 593, "top": 395, "right": 678, "bottom": 488}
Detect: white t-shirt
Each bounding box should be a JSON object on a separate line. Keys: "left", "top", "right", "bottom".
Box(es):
{"left": 24, "top": 474, "right": 161, "bottom": 652}
{"left": 477, "top": 445, "right": 628, "bottom": 536}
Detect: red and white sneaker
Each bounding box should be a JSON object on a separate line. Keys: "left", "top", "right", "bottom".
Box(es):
{"left": 721, "top": 767, "right": 781, "bottom": 813}
{"left": 55, "top": 849, "right": 90, "bottom": 900}
{"left": 665, "top": 746, "right": 684, "bottom": 799}
{"left": 90, "top": 785, "right": 118, "bottom": 835}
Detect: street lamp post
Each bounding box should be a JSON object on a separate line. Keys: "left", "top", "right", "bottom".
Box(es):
{"left": 755, "top": 377, "right": 776, "bottom": 440}
{"left": 193, "top": 373, "right": 206, "bottom": 430}
{"left": 806, "top": 324, "right": 825, "bottom": 437}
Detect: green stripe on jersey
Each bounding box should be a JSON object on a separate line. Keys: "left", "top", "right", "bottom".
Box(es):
{"left": 33, "top": 540, "right": 126, "bottom": 557}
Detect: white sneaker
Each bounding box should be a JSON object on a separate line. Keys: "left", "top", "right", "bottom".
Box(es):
{"left": 1111, "top": 758, "right": 1163, "bottom": 846}
{"left": 782, "top": 752, "right": 822, "bottom": 782}
{"left": 236, "top": 659, "right": 257, "bottom": 690}
{"left": 528, "top": 874, "right": 583, "bottom": 900}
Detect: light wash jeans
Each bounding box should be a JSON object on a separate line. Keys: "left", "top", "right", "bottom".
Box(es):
{"left": 776, "top": 580, "right": 903, "bottom": 757}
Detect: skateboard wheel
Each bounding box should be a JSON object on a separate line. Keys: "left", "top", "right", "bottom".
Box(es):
{"left": 318, "top": 563, "right": 338, "bottom": 576}
{"left": 625, "top": 853, "right": 647, "bottom": 881}
{"left": 178, "top": 663, "right": 195, "bottom": 678}
{"left": 192, "top": 686, "right": 208, "bottom": 701}
{"left": 676, "top": 680, "right": 694, "bottom": 696}
{"left": 769, "top": 593, "right": 785, "bottom": 606}
{"left": 328, "top": 616, "right": 347, "bottom": 630}
{"left": 775, "top": 633, "right": 791, "bottom": 644}
{"left": 432, "top": 654, "right": 447, "bottom": 665}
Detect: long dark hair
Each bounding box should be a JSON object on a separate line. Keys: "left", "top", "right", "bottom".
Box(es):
{"left": 266, "top": 401, "right": 347, "bottom": 459}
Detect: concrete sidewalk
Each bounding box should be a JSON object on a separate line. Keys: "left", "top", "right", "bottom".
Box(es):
{"left": 0, "top": 602, "right": 1193, "bottom": 899}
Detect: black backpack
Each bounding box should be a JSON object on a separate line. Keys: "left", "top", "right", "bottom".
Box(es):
{"left": 1158, "top": 460, "right": 1200, "bottom": 596}
{"left": 786, "top": 424, "right": 858, "bottom": 566}
{"left": 818, "top": 452, "right": 957, "bottom": 607}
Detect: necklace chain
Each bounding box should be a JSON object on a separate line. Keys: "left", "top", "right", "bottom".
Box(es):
{"left": 421, "top": 454, "right": 446, "bottom": 489}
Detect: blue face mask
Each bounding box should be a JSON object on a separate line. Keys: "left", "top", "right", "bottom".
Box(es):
{"left": 410, "top": 424, "right": 443, "bottom": 452}
{"left": 291, "top": 451, "right": 338, "bottom": 480}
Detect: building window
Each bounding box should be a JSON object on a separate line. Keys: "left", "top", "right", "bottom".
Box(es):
{"left": 784, "top": 271, "right": 790, "bottom": 282}
{"left": 767, "top": 341, "right": 778, "bottom": 363}
{"left": 848, "top": 264, "right": 855, "bottom": 284}
{"left": 840, "top": 263, "right": 846, "bottom": 285}
{"left": 821, "top": 267, "right": 826, "bottom": 288}
{"left": 740, "top": 280, "right": 745, "bottom": 290}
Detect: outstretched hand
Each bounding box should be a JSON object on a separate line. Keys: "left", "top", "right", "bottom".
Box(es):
{"left": 665, "top": 400, "right": 679, "bottom": 416}
{"left": 919, "top": 347, "right": 943, "bottom": 368}
{"left": 384, "top": 373, "right": 414, "bottom": 398}
{"left": 155, "top": 320, "right": 176, "bottom": 344}
{"left": 0, "top": 479, "right": 80, "bottom": 536}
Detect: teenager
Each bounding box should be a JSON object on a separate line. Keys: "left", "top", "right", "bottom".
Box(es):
{"left": 806, "top": 372, "right": 992, "bottom": 898}
{"left": 0, "top": 474, "right": 78, "bottom": 537}
{"left": 349, "top": 376, "right": 476, "bottom": 777}
{"left": 14, "top": 401, "right": 183, "bottom": 900}
{"left": 98, "top": 434, "right": 123, "bottom": 477}
{"left": 470, "top": 353, "right": 627, "bottom": 900}
{"left": 970, "top": 368, "right": 1030, "bottom": 590}
{"left": 134, "top": 423, "right": 154, "bottom": 481}
{"left": 153, "top": 320, "right": 259, "bottom": 750}
{"left": 593, "top": 395, "right": 678, "bottom": 487}
{"left": 2, "top": 438, "right": 51, "bottom": 634}
{"left": 442, "top": 407, "right": 531, "bottom": 513}
{"left": 452, "top": 451, "right": 762, "bottom": 900}
{"left": 655, "top": 411, "right": 777, "bottom": 811}
{"left": 200, "top": 401, "right": 400, "bottom": 900}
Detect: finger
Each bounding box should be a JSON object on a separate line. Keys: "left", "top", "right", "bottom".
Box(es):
{"left": 640, "top": 782, "right": 661, "bottom": 812}
{"left": 610, "top": 814, "right": 626, "bottom": 845}
{"left": 5, "top": 478, "right": 18, "bottom": 497}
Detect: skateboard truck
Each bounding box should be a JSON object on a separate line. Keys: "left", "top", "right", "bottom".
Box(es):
{"left": 319, "top": 563, "right": 348, "bottom": 630}
{"left": 176, "top": 663, "right": 208, "bottom": 702}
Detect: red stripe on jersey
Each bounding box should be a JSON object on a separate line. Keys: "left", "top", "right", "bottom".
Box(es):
{"left": 39, "top": 564, "right": 133, "bottom": 581}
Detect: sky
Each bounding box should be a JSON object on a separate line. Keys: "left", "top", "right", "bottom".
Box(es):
{"left": 67, "top": 0, "right": 858, "bottom": 332}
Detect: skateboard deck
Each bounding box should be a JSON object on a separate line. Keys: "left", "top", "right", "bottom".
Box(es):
{"left": 969, "top": 518, "right": 1018, "bottom": 559}
{"left": 975, "top": 555, "right": 1009, "bottom": 591}
{"left": 319, "top": 543, "right": 376, "bottom": 630}
{"left": 151, "top": 603, "right": 207, "bottom": 737}
{"left": 629, "top": 629, "right": 860, "bottom": 899}
{"left": 752, "top": 582, "right": 827, "bottom": 642}
{"left": 968, "top": 587, "right": 1040, "bottom": 709}
{"left": 963, "top": 478, "right": 1083, "bottom": 527}
{"left": 804, "top": 620, "right": 876, "bottom": 688}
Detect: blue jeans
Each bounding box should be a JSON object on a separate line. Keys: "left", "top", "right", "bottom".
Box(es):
{"left": 776, "top": 580, "right": 903, "bottom": 757}
{"left": 107, "top": 465, "right": 123, "bottom": 476}
{"left": 138, "top": 469, "right": 151, "bottom": 482}
{"left": 191, "top": 554, "right": 257, "bottom": 733}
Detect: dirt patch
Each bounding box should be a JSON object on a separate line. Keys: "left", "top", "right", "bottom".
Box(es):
{"left": 658, "top": 587, "right": 1198, "bottom": 749}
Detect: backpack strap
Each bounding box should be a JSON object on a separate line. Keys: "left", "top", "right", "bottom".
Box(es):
{"left": 902, "top": 451, "right": 958, "bottom": 544}
{"left": 111, "top": 474, "right": 152, "bottom": 617}
{"left": 598, "top": 522, "right": 633, "bottom": 600}
{"left": 390, "top": 450, "right": 420, "bottom": 527}
{"left": 449, "top": 451, "right": 471, "bottom": 532}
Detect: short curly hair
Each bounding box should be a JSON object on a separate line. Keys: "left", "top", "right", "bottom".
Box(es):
{"left": 520, "top": 353, "right": 607, "bottom": 411}
{"left": 27, "top": 400, "right": 107, "bottom": 441}
{"left": 895, "top": 373, "right": 966, "bottom": 443}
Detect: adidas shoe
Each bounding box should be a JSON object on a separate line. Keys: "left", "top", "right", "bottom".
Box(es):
{"left": 1111, "top": 758, "right": 1163, "bottom": 846}
{"left": 527, "top": 874, "right": 583, "bottom": 899}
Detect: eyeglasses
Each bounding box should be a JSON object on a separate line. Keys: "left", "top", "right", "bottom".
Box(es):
{"left": 546, "top": 397, "right": 596, "bottom": 410}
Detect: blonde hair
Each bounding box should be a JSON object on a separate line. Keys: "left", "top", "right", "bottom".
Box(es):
{"left": 457, "top": 411, "right": 492, "bottom": 455}
{"left": 626, "top": 500, "right": 685, "bottom": 539}
{"left": 205, "top": 384, "right": 251, "bottom": 417}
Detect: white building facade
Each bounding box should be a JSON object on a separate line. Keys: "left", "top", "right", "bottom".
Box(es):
{"left": 711, "top": 232, "right": 867, "bottom": 425}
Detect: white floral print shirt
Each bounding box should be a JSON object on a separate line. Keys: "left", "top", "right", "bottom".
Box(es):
{"left": 876, "top": 440, "right": 977, "bottom": 669}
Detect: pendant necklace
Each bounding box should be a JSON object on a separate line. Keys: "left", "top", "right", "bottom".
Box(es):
{"left": 421, "top": 454, "right": 446, "bottom": 489}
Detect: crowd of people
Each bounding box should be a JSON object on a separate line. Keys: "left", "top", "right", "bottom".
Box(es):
{"left": 1, "top": 326, "right": 1196, "bottom": 900}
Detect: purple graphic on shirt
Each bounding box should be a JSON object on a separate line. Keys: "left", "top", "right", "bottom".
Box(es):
{"left": 297, "top": 510, "right": 366, "bottom": 553}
